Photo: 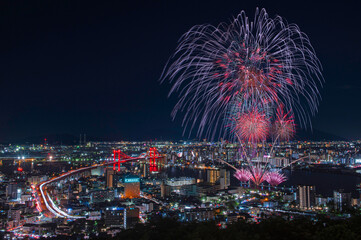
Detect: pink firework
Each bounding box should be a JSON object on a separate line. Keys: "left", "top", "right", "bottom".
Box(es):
{"left": 265, "top": 171, "right": 287, "bottom": 186}
{"left": 234, "top": 168, "right": 251, "bottom": 182}
{"left": 233, "top": 109, "right": 269, "bottom": 142}
{"left": 273, "top": 105, "right": 295, "bottom": 140}
{"left": 248, "top": 166, "right": 267, "bottom": 186}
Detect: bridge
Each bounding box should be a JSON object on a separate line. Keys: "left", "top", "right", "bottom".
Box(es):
{"left": 34, "top": 147, "right": 163, "bottom": 219}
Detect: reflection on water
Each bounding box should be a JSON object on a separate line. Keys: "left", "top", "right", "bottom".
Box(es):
{"left": 164, "top": 166, "right": 361, "bottom": 197}
{"left": 281, "top": 169, "right": 361, "bottom": 197}
{"left": 0, "top": 160, "right": 72, "bottom": 176}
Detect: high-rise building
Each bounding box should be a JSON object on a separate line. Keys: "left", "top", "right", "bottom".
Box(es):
{"left": 160, "top": 181, "right": 168, "bottom": 198}
{"left": 207, "top": 169, "right": 220, "bottom": 184}
{"left": 219, "top": 169, "right": 230, "bottom": 190}
{"left": 6, "top": 183, "right": 21, "bottom": 200}
{"left": 298, "top": 185, "right": 315, "bottom": 210}
{"left": 106, "top": 167, "right": 115, "bottom": 189}
{"left": 124, "top": 207, "right": 139, "bottom": 229}
{"left": 123, "top": 175, "right": 140, "bottom": 198}
{"left": 333, "top": 189, "right": 351, "bottom": 211}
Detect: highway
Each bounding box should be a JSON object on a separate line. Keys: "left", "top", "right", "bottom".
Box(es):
{"left": 35, "top": 156, "right": 146, "bottom": 218}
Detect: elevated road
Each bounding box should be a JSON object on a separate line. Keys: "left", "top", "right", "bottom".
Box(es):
{"left": 35, "top": 157, "right": 146, "bottom": 218}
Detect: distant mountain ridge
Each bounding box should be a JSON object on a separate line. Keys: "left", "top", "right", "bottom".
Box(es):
{"left": 294, "top": 129, "right": 348, "bottom": 141}
{"left": 3, "top": 128, "right": 349, "bottom": 145}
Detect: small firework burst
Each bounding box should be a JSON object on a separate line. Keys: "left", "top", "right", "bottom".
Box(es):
{"left": 265, "top": 171, "right": 287, "bottom": 186}
{"left": 233, "top": 109, "right": 269, "bottom": 142}
{"left": 273, "top": 105, "right": 295, "bottom": 140}
{"left": 234, "top": 168, "right": 251, "bottom": 182}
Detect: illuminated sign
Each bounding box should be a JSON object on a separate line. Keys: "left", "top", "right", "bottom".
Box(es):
{"left": 124, "top": 178, "right": 140, "bottom": 183}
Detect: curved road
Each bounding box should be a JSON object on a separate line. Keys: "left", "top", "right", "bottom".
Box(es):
{"left": 35, "top": 157, "right": 146, "bottom": 218}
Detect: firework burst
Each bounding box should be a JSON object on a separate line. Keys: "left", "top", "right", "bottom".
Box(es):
{"left": 272, "top": 105, "right": 296, "bottom": 140}
{"left": 163, "top": 8, "right": 324, "bottom": 190}
{"left": 232, "top": 108, "right": 269, "bottom": 142}
{"left": 234, "top": 168, "right": 251, "bottom": 182}
{"left": 162, "top": 8, "right": 322, "bottom": 140}
{"left": 265, "top": 171, "right": 287, "bottom": 186}
{"left": 248, "top": 166, "right": 268, "bottom": 186}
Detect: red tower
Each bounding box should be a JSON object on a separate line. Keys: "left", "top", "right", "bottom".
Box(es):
{"left": 148, "top": 147, "right": 161, "bottom": 172}
{"left": 113, "top": 150, "right": 131, "bottom": 171}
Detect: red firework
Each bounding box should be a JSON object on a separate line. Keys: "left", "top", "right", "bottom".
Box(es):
{"left": 273, "top": 105, "right": 295, "bottom": 140}
{"left": 248, "top": 166, "right": 267, "bottom": 186}
{"left": 234, "top": 109, "right": 269, "bottom": 142}
{"left": 217, "top": 49, "right": 280, "bottom": 105}
{"left": 234, "top": 168, "right": 251, "bottom": 182}
{"left": 265, "top": 171, "right": 287, "bottom": 186}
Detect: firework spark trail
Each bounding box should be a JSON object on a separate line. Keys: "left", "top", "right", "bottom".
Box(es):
{"left": 281, "top": 156, "right": 309, "bottom": 170}
{"left": 161, "top": 8, "right": 323, "bottom": 140}
{"left": 263, "top": 105, "right": 296, "bottom": 165}
{"left": 216, "top": 158, "right": 238, "bottom": 171}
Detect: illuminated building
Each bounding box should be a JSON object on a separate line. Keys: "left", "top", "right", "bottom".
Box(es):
{"left": 7, "top": 207, "right": 21, "bottom": 228}
{"left": 55, "top": 224, "right": 74, "bottom": 236}
{"left": 91, "top": 166, "right": 103, "bottom": 176}
{"left": 141, "top": 202, "right": 154, "bottom": 212}
{"left": 105, "top": 207, "right": 125, "bottom": 228}
{"left": 6, "top": 183, "right": 21, "bottom": 200}
{"left": 206, "top": 169, "right": 220, "bottom": 184}
{"left": 165, "top": 177, "right": 196, "bottom": 186}
{"left": 298, "top": 185, "right": 315, "bottom": 210}
{"left": 333, "top": 189, "right": 351, "bottom": 211}
{"left": 268, "top": 157, "right": 290, "bottom": 167}
{"left": 124, "top": 207, "right": 139, "bottom": 229}
{"left": 180, "top": 208, "right": 215, "bottom": 222}
{"left": 90, "top": 190, "right": 115, "bottom": 203}
{"left": 104, "top": 206, "right": 139, "bottom": 229}
{"left": 106, "top": 167, "right": 115, "bottom": 188}
{"left": 161, "top": 177, "right": 197, "bottom": 197}
{"left": 220, "top": 169, "right": 230, "bottom": 189}
{"left": 123, "top": 175, "right": 140, "bottom": 198}
{"left": 160, "top": 181, "right": 167, "bottom": 198}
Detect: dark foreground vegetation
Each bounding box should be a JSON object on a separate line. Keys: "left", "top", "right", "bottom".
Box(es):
{"left": 49, "top": 215, "right": 361, "bottom": 240}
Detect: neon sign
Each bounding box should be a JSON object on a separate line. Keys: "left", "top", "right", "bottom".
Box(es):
{"left": 124, "top": 178, "right": 139, "bottom": 183}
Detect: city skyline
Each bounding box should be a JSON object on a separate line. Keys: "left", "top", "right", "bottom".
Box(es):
{"left": 2, "top": 2, "right": 361, "bottom": 238}
{"left": 1, "top": 0, "right": 361, "bottom": 142}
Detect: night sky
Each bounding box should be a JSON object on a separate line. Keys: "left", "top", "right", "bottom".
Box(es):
{"left": 1, "top": 0, "right": 360, "bottom": 142}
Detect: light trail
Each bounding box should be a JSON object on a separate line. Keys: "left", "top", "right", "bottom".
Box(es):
{"left": 46, "top": 189, "right": 83, "bottom": 219}
{"left": 37, "top": 156, "right": 148, "bottom": 218}
{"left": 140, "top": 192, "right": 163, "bottom": 205}
{"left": 39, "top": 181, "right": 63, "bottom": 217}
